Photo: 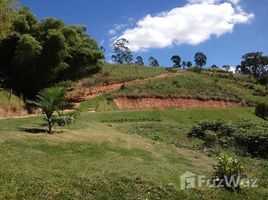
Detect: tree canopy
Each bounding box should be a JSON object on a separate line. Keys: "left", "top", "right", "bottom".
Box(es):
{"left": 236, "top": 52, "right": 268, "bottom": 81}
{"left": 0, "top": 8, "right": 103, "bottom": 98}
{"left": 194, "top": 52, "right": 207, "bottom": 67}
{"left": 0, "top": 0, "right": 17, "bottom": 39}
{"left": 135, "top": 56, "right": 144, "bottom": 66}
{"left": 149, "top": 57, "right": 159, "bottom": 67}
{"left": 111, "top": 38, "right": 133, "bottom": 64}
{"left": 171, "top": 55, "right": 181, "bottom": 68}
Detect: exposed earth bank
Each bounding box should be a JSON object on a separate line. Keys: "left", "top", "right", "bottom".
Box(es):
{"left": 114, "top": 97, "right": 241, "bottom": 110}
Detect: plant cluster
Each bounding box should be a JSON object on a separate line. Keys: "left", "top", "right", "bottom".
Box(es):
{"left": 189, "top": 120, "right": 268, "bottom": 158}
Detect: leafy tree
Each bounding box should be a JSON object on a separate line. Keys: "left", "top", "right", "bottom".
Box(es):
{"left": 222, "top": 65, "right": 231, "bottom": 71}
{"left": 149, "top": 57, "right": 159, "bottom": 67}
{"left": 237, "top": 52, "right": 268, "bottom": 81}
{"left": 171, "top": 55, "right": 181, "bottom": 68}
{"left": 32, "top": 87, "right": 66, "bottom": 134}
{"left": 186, "top": 61, "right": 192, "bottom": 68}
{"left": 0, "top": 0, "right": 17, "bottom": 39}
{"left": 0, "top": 8, "right": 103, "bottom": 98}
{"left": 210, "top": 64, "right": 218, "bottom": 69}
{"left": 111, "top": 38, "right": 132, "bottom": 64}
{"left": 181, "top": 61, "right": 186, "bottom": 68}
{"left": 135, "top": 56, "right": 144, "bottom": 66}
{"left": 194, "top": 52, "right": 207, "bottom": 67}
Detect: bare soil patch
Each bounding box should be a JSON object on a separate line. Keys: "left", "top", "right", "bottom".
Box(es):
{"left": 66, "top": 73, "right": 172, "bottom": 108}
{"left": 114, "top": 97, "right": 241, "bottom": 110}
{"left": 0, "top": 107, "right": 28, "bottom": 119}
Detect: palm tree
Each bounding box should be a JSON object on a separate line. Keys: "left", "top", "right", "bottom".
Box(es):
{"left": 32, "top": 87, "right": 66, "bottom": 134}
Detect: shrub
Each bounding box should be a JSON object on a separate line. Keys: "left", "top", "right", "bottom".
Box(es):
{"left": 189, "top": 120, "right": 236, "bottom": 138}
{"left": 234, "top": 129, "right": 268, "bottom": 158}
{"left": 255, "top": 103, "right": 268, "bottom": 119}
{"left": 214, "top": 153, "right": 243, "bottom": 191}
{"left": 30, "top": 87, "right": 66, "bottom": 134}
{"left": 253, "top": 88, "right": 266, "bottom": 96}
{"left": 190, "top": 120, "right": 268, "bottom": 158}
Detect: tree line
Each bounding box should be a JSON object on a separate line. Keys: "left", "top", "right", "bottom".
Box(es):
{"left": 111, "top": 38, "right": 268, "bottom": 83}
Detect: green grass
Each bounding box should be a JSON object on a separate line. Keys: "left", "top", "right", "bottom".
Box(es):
{"left": 80, "top": 64, "right": 167, "bottom": 88}
{"left": 0, "top": 89, "right": 25, "bottom": 113}
{"left": 0, "top": 107, "right": 267, "bottom": 199}
{"left": 114, "top": 70, "right": 267, "bottom": 104}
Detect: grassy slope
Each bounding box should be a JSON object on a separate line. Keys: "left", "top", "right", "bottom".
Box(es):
{"left": 79, "top": 64, "right": 167, "bottom": 88}
{"left": 79, "top": 69, "right": 267, "bottom": 112}
{"left": 114, "top": 70, "right": 267, "bottom": 104}
{"left": 0, "top": 108, "right": 267, "bottom": 199}
{"left": 0, "top": 89, "right": 25, "bottom": 113}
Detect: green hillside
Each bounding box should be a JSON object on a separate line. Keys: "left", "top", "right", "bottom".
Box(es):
{"left": 0, "top": 89, "right": 25, "bottom": 117}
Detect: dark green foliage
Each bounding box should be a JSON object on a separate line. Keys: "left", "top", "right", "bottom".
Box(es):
{"left": 0, "top": 0, "right": 17, "bottom": 39}
{"left": 31, "top": 87, "right": 66, "bottom": 133}
{"left": 214, "top": 154, "right": 243, "bottom": 191}
{"left": 255, "top": 102, "right": 268, "bottom": 119}
{"left": 186, "top": 61, "right": 192, "bottom": 68}
{"left": 135, "top": 56, "right": 144, "bottom": 65}
{"left": 189, "top": 120, "right": 236, "bottom": 139}
{"left": 0, "top": 8, "right": 103, "bottom": 98}
{"left": 111, "top": 38, "right": 133, "bottom": 64}
{"left": 171, "top": 55, "right": 181, "bottom": 68}
{"left": 149, "top": 56, "right": 159, "bottom": 67}
{"left": 194, "top": 52, "right": 207, "bottom": 67}
{"left": 189, "top": 120, "right": 268, "bottom": 158}
{"left": 237, "top": 52, "right": 268, "bottom": 80}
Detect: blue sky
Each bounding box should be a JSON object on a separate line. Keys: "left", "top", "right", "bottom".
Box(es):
{"left": 20, "top": 0, "right": 268, "bottom": 67}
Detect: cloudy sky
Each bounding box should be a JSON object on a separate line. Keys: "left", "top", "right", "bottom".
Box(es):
{"left": 20, "top": 0, "right": 268, "bottom": 67}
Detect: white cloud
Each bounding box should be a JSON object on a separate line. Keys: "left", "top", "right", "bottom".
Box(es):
{"left": 115, "top": 0, "right": 254, "bottom": 52}
{"left": 108, "top": 23, "right": 128, "bottom": 36}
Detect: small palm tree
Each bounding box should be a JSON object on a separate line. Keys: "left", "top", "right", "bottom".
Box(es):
{"left": 32, "top": 87, "right": 66, "bottom": 134}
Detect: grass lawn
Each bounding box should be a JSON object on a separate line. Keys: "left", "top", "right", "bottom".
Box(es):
{"left": 79, "top": 64, "right": 167, "bottom": 88}
{"left": 0, "top": 108, "right": 267, "bottom": 199}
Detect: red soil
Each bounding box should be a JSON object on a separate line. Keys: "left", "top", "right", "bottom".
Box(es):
{"left": 114, "top": 97, "right": 240, "bottom": 110}
{"left": 66, "top": 73, "right": 172, "bottom": 108}
{"left": 0, "top": 107, "right": 28, "bottom": 119}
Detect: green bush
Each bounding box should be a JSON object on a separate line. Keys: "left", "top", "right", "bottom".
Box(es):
{"left": 189, "top": 120, "right": 236, "bottom": 138}
{"left": 234, "top": 129, "right": 268, "bottom": 158}
{"left": 189, "top": 120, "right": 268, "bottom": 158}
{"left": 214, "top": 153, "right": 243, "bottom": 191}
{"left": 255, "top": 103, "right": 268, "bottom": 119}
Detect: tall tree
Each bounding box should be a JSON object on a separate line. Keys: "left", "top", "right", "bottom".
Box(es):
{"left": 0, "top": 0, "right": 17, "bottom": 39}
{"left": 237, "top": 52, "right": 268, "bottom": 81}
{"left": 149, "top": 57, "right": 159, "bottom": 67}
{"left": 194, "top": 52, "right": 207, "bottom": 67}
{"left": 111, "top": 38, "right": 133, "bottom": 64}
{"left": 222, "top": 65, "right": 231, "bottom": 71}
{"left": 135, "top": 56, "right": 144, "bottom": 66}
{"left": 0, "top": 7, "right": 103, "bottom": 98}
{"left": 181, "top": 61, "right": 186, "bottom": 68}
{"left": 186, "top": 61, "right": 192, "bottom": 68}
{"left": 171, "top": 55, "right": 181, "bottom": 68}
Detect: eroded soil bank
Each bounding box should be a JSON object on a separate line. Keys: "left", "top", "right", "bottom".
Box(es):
{"left": 114, "top": 97, "right": 240, "bottom": 110}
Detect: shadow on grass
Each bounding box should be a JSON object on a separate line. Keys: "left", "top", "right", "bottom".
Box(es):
{"left": 18, "top": 128, "right": 48, "bottom": 134}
